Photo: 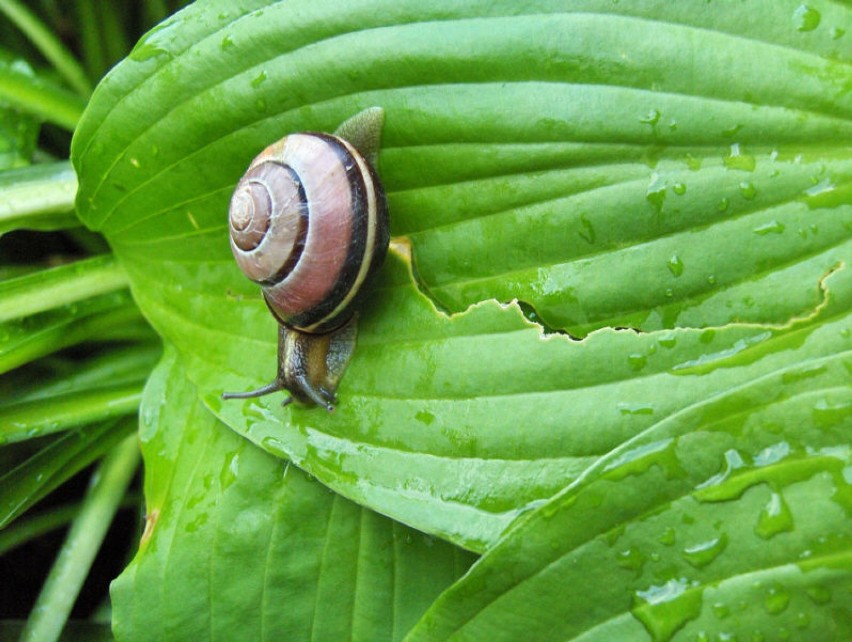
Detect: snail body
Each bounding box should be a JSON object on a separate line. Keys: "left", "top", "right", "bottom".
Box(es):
{"left": 222, "top": 108, "right": 389, "bottom": 410}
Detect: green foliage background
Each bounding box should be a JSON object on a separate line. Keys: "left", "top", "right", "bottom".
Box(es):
{"left": 1, "top": 0, "right": 850, "bottom": 641}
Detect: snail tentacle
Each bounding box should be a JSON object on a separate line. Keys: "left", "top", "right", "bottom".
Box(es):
{"left": 221, "top": 382, "right": 288, "bottom": 401}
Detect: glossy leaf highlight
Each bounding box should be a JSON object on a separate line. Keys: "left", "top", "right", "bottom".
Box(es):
{"left": 111, "top": 348, "right": 475, "bottom": 641}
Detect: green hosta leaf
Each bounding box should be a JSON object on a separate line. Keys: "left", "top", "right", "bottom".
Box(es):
{"left": 72, "top": 0, "right": 850, "bottom": 332}
{"left": 112, "top": 347, "right": 475, "bottom": 642}
{"left": 70, "top": 0, "right": 851, "bottom": 551}
{"left": 108, "top": 246, "right": 850, "bottom": 552}
{"left": 405, "top": 300, "right": 851, "bottom": 642}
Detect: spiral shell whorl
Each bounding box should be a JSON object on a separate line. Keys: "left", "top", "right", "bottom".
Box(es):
{"left": 228, "top": 132, "right": 389, "bottom": 334}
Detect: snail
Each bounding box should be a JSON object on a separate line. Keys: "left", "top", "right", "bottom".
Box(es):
{"left": 221, "top": 107, "right": 389, "bottom": 410}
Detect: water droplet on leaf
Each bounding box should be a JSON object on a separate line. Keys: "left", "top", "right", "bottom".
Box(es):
{"left": 792, "top": 5, "right": 821, "bottom": 31}
{"left": 764, "top": 583, "right": 791, "bottom": 614}
{"left": 685, "top": 154, "right": 702, "bottom": 171}
{"left": 659, "top": 526, "right": 676, "bottom": 546}
{"left": 724, "top": 143, "right": 756, "bottom": 171}
{"left": 617, "top": 402, "right": 655, "bottom": 416}
{"left": 628, "top": 353, "right": 647, "bottom": 371}
{"left": 667, "top": 254, "right": 684, "bottom": 277}
{"left": 712, "top": 602, "right": 731, "bottom": 619}
{"left": 722, "top": 123, "right": 743, "bottom": 138}
{"left": 633, "top": 577, "right": 703, "bottom": 642}
{"left": 616, "top": 546, "right": 647, "bottom": 574}
{"left": 640, "top": 109, "right": 661, "bottom": 126}
{"left": 682, "top": 533, "right": 728, "bottom": 568}
{"left": 415, "top": 410, "right": 435, "bottom": 425}
{"left": 754, "top": 220, "right": 785, "bottom": 235}
{"left": 739, "top": 181, "right": 757, "bottom": 200}
{"left": 252, "top": 70, "right": 268, "bottom": 88}
{"left": 805, "top": 585, "right": 831, "bottom": 604}
{"left": 755, "top": 491, "right": 794, "bottom": 539}
{"left": 658, "top": 334, "right": 677, "bottom": 349}
{"left": 812, "top": 397, "right": 851, "bottom": 428}
{"left": 129, "top": 42, "right": 170, "bottom": 62}
{"left": 578, "top": 214, "right": 596, "bottom": 244}
{"left": 646, "top": 173, "right": 667, "bottom": 211}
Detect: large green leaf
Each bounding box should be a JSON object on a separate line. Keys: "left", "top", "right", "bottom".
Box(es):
{"left": 72, "top": 0, "right": 850, "bottom": 330}
{"left": 112, "top": 347, "right": 475, "bottom": 642}
{"left": 70, "top": 2, "right": 850, "bottom": 638}
{"left": 131, "top": 248, "right": 845, "bottom": 552}
{"left": 405, "top": 273, "right": 851, "bottom": 642}
{"left": 70, "top": 0, "right": 852, "bottom": 551}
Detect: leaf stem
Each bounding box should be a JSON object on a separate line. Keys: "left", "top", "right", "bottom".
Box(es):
{"left": 0, "top": 293, "right": 148, "bottom": 376}
{"left": 0, "top": 64, "right": 86, "bottom": 131}
{"left": 0, "top": 381, "right": 143, "bottom": 443}
{"left": 0, "top": 494, "right": 140, "bottom": 556}
{"left": 142, "top": 0, "right": 170, "bottom": 27}
{"left": 0, "top": 255, "right": 128, "bottom": 323}
{"left": 98, "top": 3, "right": 130, "bottom": 75}
{"left": 0, "top": 161, "right": 79, "bottom": 234}
{"left": 0, "top": 417, "right": 135, "bottom": 529}
{"left": 0, "top": 504, "right": 80, "bottom": 555}
{"left": 18, "top": 432, "right": 140, "bottom": 642}
{"left": 0, "top": 0, "right": 92, "bottom": 97}
{"left": 74, "top": 0, "right": 106, "bottom": 84}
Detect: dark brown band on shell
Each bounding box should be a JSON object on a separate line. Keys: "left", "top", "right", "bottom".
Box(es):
{"left": 282, "top": 133, "right": 371, "bottom": 332}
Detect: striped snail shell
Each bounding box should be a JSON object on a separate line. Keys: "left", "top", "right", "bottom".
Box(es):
{"left": 222, "top": 108, "right": 389, "bottom": 410}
